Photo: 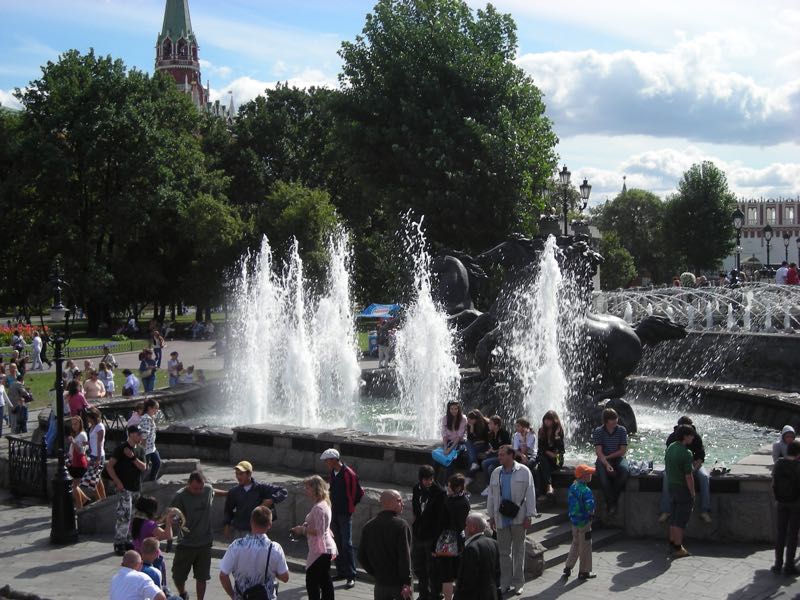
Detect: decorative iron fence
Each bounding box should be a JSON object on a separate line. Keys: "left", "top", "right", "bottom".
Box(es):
{"left": 8, "top": 436, "right": 48, "bottom": 499}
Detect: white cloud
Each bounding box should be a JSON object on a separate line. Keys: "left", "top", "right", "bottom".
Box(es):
{"left": 517, "top": 30, "right": 800, "bottom": 145}
{"left": 198, "top": 59, "right": 232, "bottom": 80}
{"left": 207, "top": 70, "right": 339, "bottom": 107}
{"left": 0, "top": 89, "right": 22, "bottom": 110}
{"left": 578, "top": 146, "right": 800, "bottom": 202}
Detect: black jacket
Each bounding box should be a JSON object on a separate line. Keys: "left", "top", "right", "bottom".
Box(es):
{"left": 666, "top": 428, "right": 706, "bottom": 463}
{"left": 358, "top": 510, "right": 412, "bottom": 586}
{"left": 454, "top": 534, "right": 501, "bottom": 600}
{"left": 412, "top": 482, "right": 446, "bottom": 541}
{"left": 437, "top": 494, "right": 470, "bottom": 550}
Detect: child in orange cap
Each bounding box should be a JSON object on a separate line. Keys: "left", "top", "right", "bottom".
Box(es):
{"left": 564, "top": 464, "right": 597, "bottom": 580}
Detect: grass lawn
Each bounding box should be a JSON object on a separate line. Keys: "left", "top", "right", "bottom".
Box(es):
{"left": 23, "top": 367, "right": 223, "bottom": 411}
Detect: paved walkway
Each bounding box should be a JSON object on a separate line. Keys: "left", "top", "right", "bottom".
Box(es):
{"left": 0, "top": 488, "right": 798, "bottom": 600}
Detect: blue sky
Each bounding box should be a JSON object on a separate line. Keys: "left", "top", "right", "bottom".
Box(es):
{"left": 1, "top": 0, "right": 798, "bottom": 202}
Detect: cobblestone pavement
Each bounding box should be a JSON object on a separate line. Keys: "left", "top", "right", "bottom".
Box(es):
{"left": 1, "top": 490, "right": 799, "bottom": 600}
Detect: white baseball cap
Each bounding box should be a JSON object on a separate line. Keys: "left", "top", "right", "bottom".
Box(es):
{"left": 319, "top": 448, "right": 340, "bottom": 461}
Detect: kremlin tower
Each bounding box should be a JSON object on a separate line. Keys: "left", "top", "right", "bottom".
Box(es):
{"left": 154, "top": 0, "right": 208, "bottom": 109}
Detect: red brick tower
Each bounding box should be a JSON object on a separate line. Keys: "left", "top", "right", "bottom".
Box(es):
{"left": 155, "top": 0, "right": 207, "bottom": 109}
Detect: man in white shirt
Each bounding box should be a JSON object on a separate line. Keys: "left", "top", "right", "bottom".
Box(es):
{"left": 776, "top": 261, "right": 789, "bottom": 284}
{"left": 110, "top": 550, "right": 166, "bottom": 600}
{"left": 220, "top": 506, "right": 289, "bottom": 600}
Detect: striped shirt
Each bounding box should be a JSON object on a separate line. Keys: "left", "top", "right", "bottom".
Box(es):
{"left": 592, "top": 424, "right": 628, "bottom": 456}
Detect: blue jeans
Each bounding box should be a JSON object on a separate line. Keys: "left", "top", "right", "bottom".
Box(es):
{"left": 146, "top": 451, "right": 161, "bottom": 481}
{"left": 660, "top": 466, "right": 711, "bottom": 513}
{"left": 143, "top": 375, "right": 156, "bottom": 393}
{"left": 153, "top": 347, "right": 163, "bottom": 368}
{"left": 465, "top": 440, "right": 489, "bottom": 470}
{"left": 169, "top": 375, "right": 179, "bottom": 387}
{"left": 595, "top": 457, "right": 629, "bottom": 507}
{"left": 483, "top": 455, "right": 500, "bottom": 480}
{"left": 331, "top": 512, "right": 356, "bottom": 579}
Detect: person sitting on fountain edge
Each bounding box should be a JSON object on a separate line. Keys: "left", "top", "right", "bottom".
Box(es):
{"left": 773, "top": 426, "right": 796, "bottom": 464}
{"left": 592, "top": 408, "right": 630, "bottom": 516}
{"left": 658, "top": 416, "right": 712, "bottom": 524}
{"left": 512, "top": 418, "right": 537, "bottom": 473}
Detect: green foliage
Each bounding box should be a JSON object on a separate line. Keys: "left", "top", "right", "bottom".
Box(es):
{"left": 337, "top": 0, "right": 558, "bottom": 254}
{"left": 663, "top": 161, "right": 737, "bottom": 272}
{"left": 258, "top": 182, "right": 341, "bottom": 280}
{"left": 593, "top": 188, "right": 674, "bottom": 282}
{"left": 599, "top": 233, "right": 637, "bottom": 290}
{"left": 110, "top": 334, "right": 128, "bottom": 341}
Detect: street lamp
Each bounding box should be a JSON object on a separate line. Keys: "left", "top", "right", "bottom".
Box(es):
{"left": 797, "top": 236, "right": 800, "bottom": 264}
{"left": 557, "top": 164, "right": 591, "bottom": 236}
{"left": 49, "top": 262, "right": 77, "bottom": 545}
{"left": 763, "top": 224, "right": 773, "bottom": 271}
{"left": 732, "top": 208, "right": 744, "bottom": 272}
{"left": 784, "top": 231, "right": 791, "bottom": 262}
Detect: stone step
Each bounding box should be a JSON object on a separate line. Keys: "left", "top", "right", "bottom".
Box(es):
{"left": 529, "top": 508, "right": 569, "bottom": 534}
{"left": 531, "top": 520, "right": 574, "bottom": 550}
{"left": 542, "top": 527, "right": 624, "bottom": 570}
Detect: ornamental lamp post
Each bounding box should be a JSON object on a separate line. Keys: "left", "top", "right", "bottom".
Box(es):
{"left": 557, "top": 165, "right": 591, "bottom": 236}
{"left": 49, "top": 262, "right": 77, "bottom": 545}
{"left": 797, "top": 236, "right": 800, "bottom": 264}
{"left": 784, "top": 231, "right": 791, "bottom": 262}
{"left": 763, "top": 224, "right": 773, "bottom": 272}
{"left": 732, "top": 208, "right": 744, "bottom": 273}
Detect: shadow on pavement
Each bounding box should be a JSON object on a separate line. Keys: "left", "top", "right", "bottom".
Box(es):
{"left": 609, "top": 546, "right": 671, "bottom": 592}
{"left": 15, "top": 551, "right": 113, "bottom": 579}
{"left": 523, "top": 575, "right": 587, "bottom": 598}
{"left": 726, "top": 567, "right": 798, "bottom": 600}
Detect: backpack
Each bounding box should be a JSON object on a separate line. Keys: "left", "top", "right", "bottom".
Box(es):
{"left": 773, "top": 459, "right": 800, "bottom": 503}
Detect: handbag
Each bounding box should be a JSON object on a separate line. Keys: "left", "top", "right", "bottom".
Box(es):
{"left": 240, "top": 542, "right": 274, "bottom": 600}
{"left": 434, "top": 529, "right": 460, "bottom": 557}
{"left": 498, "top": 499, "right": 521, "bottom": 519}
{"left": 432, "top": 446, "right": 459, "bottom": 467}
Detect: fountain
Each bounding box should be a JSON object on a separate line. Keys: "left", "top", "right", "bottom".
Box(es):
{"left": 394, "top": 218, "right": 461, "bottom": 438}
{"left": 227, "top": 231, "right": 361, "bottom": 428}
{"left": 623, "top": 302, "right": 633, "bottom": 324}
{"left": 726, "top": 303, "right": 735, "bottom": 330}
{"left": 705, "top": 301, "right": 714, "bottom": 329}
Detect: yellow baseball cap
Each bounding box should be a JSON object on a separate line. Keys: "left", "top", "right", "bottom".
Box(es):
{"left": 234, "top": 461, "right": 253, "bottom": 473}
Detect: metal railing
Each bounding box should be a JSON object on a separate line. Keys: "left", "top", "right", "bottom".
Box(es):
{"left": 8, "top": 436, "right": 48, "bottom": 499}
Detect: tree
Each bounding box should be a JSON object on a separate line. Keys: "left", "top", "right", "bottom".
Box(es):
{"left": 337, "top": 0, "right": 558, "bottom": 254}
{"left": 258, "top": 181, "right": 341, "bottom": 281}
{"left": 663, "top": 161, "right": 737, "bottom": 272}
{"left": 599, "top": 232, "right": 636, "bottom": 290}
{"left": 593, "top": 188, "right": 673, "bottom": 282}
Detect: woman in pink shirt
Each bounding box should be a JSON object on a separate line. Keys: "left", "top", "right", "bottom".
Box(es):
{"left": 65, "top": 379, "right": 89, "bottom": 417}
{"left": 291, "top": 475, "right": 337, "bottom": 600}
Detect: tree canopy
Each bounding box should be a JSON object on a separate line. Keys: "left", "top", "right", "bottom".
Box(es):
{"left": 664, "top": 161, "right": 737, "bottom": 272}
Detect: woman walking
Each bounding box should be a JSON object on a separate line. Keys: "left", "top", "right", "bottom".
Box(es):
{"left": 435, "top": 474, "right": 470, "bottom": 600}
{"left": 291, "top": 475, "right": 338, "bottom": 600}
{"left": 78, "top": 408, "right": 107, "bottom": 506}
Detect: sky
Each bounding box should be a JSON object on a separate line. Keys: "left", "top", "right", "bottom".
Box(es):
{"left": 1, "top": 0, "right": 798, "bottom": 204}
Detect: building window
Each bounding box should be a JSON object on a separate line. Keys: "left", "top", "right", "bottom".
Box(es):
{"left": 787, "top": 206, "right": 796, "bottom": 223}
{"left": 747, "top": 207, "right": 758, "bottom": 225}
{"left": 766, "top": 206, "right": 777, "bottom": 225}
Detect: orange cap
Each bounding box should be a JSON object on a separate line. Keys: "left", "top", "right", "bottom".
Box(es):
{"left": 575, "top": 464, "right": 596, "bottom": 479}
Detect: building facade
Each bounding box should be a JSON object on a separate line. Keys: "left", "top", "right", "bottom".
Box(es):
{"left": 723, "top": 197, "right": 800, "bottom": 273}
{"left": 155, "top": 0, "right": 233, "bottom": 119}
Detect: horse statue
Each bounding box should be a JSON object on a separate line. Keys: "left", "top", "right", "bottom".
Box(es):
{"left": 431, "top": 250, "right": 486, "bottom": 331}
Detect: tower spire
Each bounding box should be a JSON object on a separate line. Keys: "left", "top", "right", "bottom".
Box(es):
{"left": 155, "top": 0, "right": 205, "bottom": 108}
{"left": 621, "top": 175, "right": 627, "bottom": 195}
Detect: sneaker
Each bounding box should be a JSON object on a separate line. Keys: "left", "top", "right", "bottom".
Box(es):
{"left": 562, "top": 567, "right": 571, "bottom": 578}
{"left": 514, "top": 587, "right": 524, "bottom": 596}
{"left": 345, "top": 579, "right": 356, "bottom": 589}
{"left": 658, "top": 512, "right": 671, "bottom": 523}
{"left": 481, "top": 486, "right": 490, "bottom": 497}
{"left": 700, "top": 512, "right": 712, "bottom": 523}
{"left": 113, "top": 544, "right": 125, "bottom": 556}
{"left": 672, "top": 546, "right": 690, "bottom": 559}
{"left": 578, "top": 572, "right": 597, "bottom": 580}
{"left": 771, "top": 564, "right": 783, "bottom": 574}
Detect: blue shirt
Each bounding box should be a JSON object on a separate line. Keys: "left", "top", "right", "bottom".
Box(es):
{"left": 142, "top": 562, "right": 162, "bottom": 587}
{"left": 567, "top": 480, "right": 595, "bottom": 527}
{"left": 592, "top": 424, "right": 628, "bottom": 457}
{"left": 500, "top": 468, "right": 514, "bottom": 527}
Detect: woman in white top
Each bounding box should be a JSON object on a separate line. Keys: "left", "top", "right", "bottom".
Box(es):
{"left": 0, "top": 379, "right": 12, "bottom": 437}
{"left": 80, "top": 408, "right": 107, "bottom": 502}
{"left": 512, "top": 417, "right": 538, "bottom": 470}
{"left": 67, "top": 417, "right": 90, "bottom": 508}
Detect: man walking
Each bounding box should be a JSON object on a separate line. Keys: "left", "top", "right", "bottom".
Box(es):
{"left": 486, "top": 445, "right": 537, "bottom": 596}
{"left": 454, "top": 513, "right": 500, "bottom": 600}
{"left": 31, "top": 331, "right": 43, "bottom": 370}
{"left": 223, "top": 460, "right": 288, "bottom": 540}
{"left": 593, "top": 408, "right": 630, "bottom": 515}
{"left": 219, "top": 506, "right": 290, "bottom": 600}
{"left": 411, "top": 465, "right": 445, "bottom": 600}
{"left": 321, "top": 448, "right": 363, "bottom": 588}
{"left": 772, "top": 440, "right": 800, "bottom": 575}
{"left": 106, "top": 425, "right": 147, "bottom": 556}
{"left": 665, "top": 424, "right": 696, "bottom": 558}
{"left": 358, "top": 490, "right": 413, "bottom": 600}
{"left": 170, "top": 471, "right": 228, "bottom": 600}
